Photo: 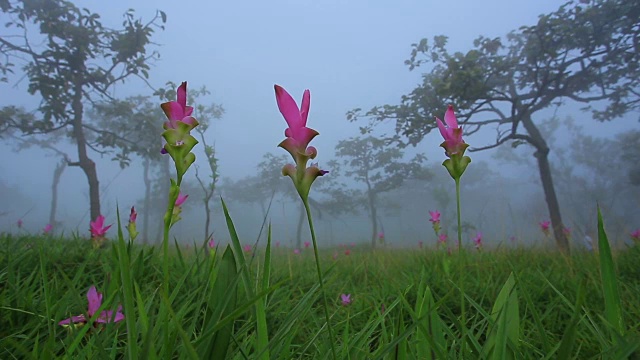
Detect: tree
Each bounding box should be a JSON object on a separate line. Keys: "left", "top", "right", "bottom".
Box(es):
{"left": 0, "top": 0, "right": 166, "bottom": 221}
{"left": 348, "top": 0, "right": 639, "bottom": 252}
{"left": 334, "top": 136, "right": 429, "bottom": 247}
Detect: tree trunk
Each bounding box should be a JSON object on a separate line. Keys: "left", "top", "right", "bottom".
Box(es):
{"left": 369, "top": 192, "right": 378, "bottom": 248}
{"left": 522, "top": 115, "right": 570, "bottom": 253}
{"left": 70, "top": 79, "right": 101, "bottom": 222}
{"left": 143, "top": 158, "right": 151, "bottom": 244}
{"left": 49, "top": 158, "right": 67, "bottom": 227}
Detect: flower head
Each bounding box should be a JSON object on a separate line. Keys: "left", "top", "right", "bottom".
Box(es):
{"left": 175, "top": 193, "right": 189, "bottom": 207}
{"left": 294, "top": 248, "right": 300, "bottom": 255}
{"left": 43, "top": 223, "right": 53, "bottom": 234}
{"left": 127, "top": 206, "right": 139, "bottom": 241}
{"left": 539, "top": 220, "right": 551, "bottom": 236}
{"left": 90, "top": 215, "right": 112, "bottom": 238}
{"left": 208, "top": 237, "right": 216, "bottom": 249}
{"left": 17, "top": 219, "right": 23, "bottom": 228}
{"left": 161, "top": 82, "right": 196, "bottom": 130}
{"left": 59, "top": 286, "right": 124, "bottom": 328}
{"left": 275, "top": 241, "right": 281, "bottom": 247}
{"left": 563, "top": 227, "right": 572, "bottom": 239}
{"left": 436, "top": 105, "right": 467, "bottom": 157}
{"left": 344, "top": 249, "right": 351, "bottom": 256}
{"left": 304, "top": 241, "right": 310, "bottom": 248}
{"left": 418, "top": 240, "right": 424, "bottom": 249}
{"left": 428, "top": 210, "right": 441, "bottom": 224}
{"left": 275, "top": 85, "right": 327, "bottom": 201}
{"left": 129, "top": 207, "right": 137, "bottom": 223}
{"left": 243, "top": 244, "right": 252, "bottom": 253}
{"left": 341, "top": 293, "right": 352, "bottom": 306}
{"left": 473, "top": 232, "right": 483, "bottom": 250}
{"left": 630, "top": 229, "right": 640, "bottom": 243}
{"left": 438, "top": 233, "right": 448, "bottom": 245}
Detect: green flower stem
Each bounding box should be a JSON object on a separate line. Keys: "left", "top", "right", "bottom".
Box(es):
{"left": 303, "top": 198, "right": 337, "bottom": 360}
{"left": 455, "top": 177, "right": 467, "bottom": 355}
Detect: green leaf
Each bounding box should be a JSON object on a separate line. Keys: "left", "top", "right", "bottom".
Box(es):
{"left": 483, "top": 272, "right": 519, "bottom": 360}
{"left": 597, "top": 206, "right": 624, "bottom": 340}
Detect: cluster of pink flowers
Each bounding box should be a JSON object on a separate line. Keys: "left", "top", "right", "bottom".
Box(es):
{"left": 59, "top": 286, "right": 124, "bottom": 328}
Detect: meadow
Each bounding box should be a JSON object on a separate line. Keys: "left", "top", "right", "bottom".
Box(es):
{"left": 1, "top": 213, "right": 639, "bottom": 359}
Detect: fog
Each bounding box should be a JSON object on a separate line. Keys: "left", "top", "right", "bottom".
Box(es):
{"left": 1, "top": 0, "right": 638, "bottom": 250}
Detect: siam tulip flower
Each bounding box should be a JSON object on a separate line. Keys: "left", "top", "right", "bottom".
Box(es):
{"left": 43, "top": 223, "right": 53, "bottom": 234}
{"left": 429, "top": 210, "right": 441, "bottom": 224}
{"left": 438, "top": 233, "right": 448, "bottom": 246}
{"left": 243, "top": 244, "right": 252, "bottom": 253}
{"left": 293, "top": 249, "right": 300, "bottom": 255}
{"left": 17, "top": 219, "right": 23, "bottom": 228}
{"left": 344, "top": 249, "right": 351, "bottom": 256}
{"left": 59, "top": 286, "right": 124, "bottom": 328}
{"left": 472, "top": 232, "right": 483, "bottom": 250}
{"left": 539, "top": 221, "right": 551, "bottom": 237}
{"left": 563, "top": 227, "right": 572, "bottom": 239}
{"left": 436, "top": 105, "right": 471, "bottom": 180}
{"left": 378, "top": 231, "right": 385, "bottom": 243}
{"left": 90, "top": 215, "right": 112, "bottom": 238}
{"left": 175, "top": 193, "right": 189, "bottom": 207}
{"left": 631, "top": 229, "right": 640, "bottom": 243}
{"left": 208, "top": 237, "right": 216, "bottom": 249}
{"left": 418, "top": 240, "right": 424, "bottom": 249}
{"left": 350, "top": 242, "right": 356, "bottom": 248}
{"left": 304, "top": 241, "right": 310, "bottom": 248}
{"left": 127, "top": 206, "right": 138, "bottom": 241}
{"left": 341, "top": 293, "right": 352, "bottom": 306}
{"left": 509, "top": 235, "right": 517, "bottom": 243}
{"left": 161, "top": 82, "right": 199, "bottom": 184}
{"left": 275, "top": 241, "right": 280, "bottom": 247}
{"left": 275, "top": 85, "right": 327, "bottom": 201}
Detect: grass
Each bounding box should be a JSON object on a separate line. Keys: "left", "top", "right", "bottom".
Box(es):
{"left": 1, "top": 227, "right": 640, "bottom": 359}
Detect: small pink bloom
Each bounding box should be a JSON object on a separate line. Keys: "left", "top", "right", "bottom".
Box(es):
{"left": 350, "top": 242, "right": 356, "bottom": 248}
{"left": 208, "top": 237, "right": 215, "bottom": 249}
{"left": 160, "top": 82, "right": 196, "bottom": 129}
{"left": 509, "top": 235, "right": 517, "bottom": 243}
{"left": 344, "top": 249, "right": 351, "bottom": 256}
{"left": 539, "top": 220, "right": 551, "bottom": 236}
{"left": 341, "top": 293, "right": 352, "bottom": 306}
{"left": 418, "top": 240, "right": 423, "bottom": 249}
{"left": 428, "top": 210, "right": 441, "bottom": 223}
{"left": 275, "top": 241, "right": 280, "bottom": 247}
{"left": 58, "top": 286, "right": 124, "bottom": 327}
{"left": 43, "top": 223, "right": 53, "bottom": 234}
{"left": 563, "top": 227, "right": 572, "bottom": 239}
{"left": 17, "top": 219, "right": 23, "bottom": 228}
{"left": 630, "top": 229, "right": 640, "bottom": 242}
{"left": 129, "top": 206, "right": 137, "bottom": 223}
{"left": 438, "top": 233, "right": 447, "bottom": 245}
{"left": 473, "top": 232, "right": 483, "bottom": 250}
{"left": 332, "top": 252, "right": 338, "bottom": 260}
{"left": 90, "top": 215, "right": 112, "bottom": 238}
{"left": 243, "top": 244, "right": 252, "bottom": 252}
{"left": 294, "top": 249, "right": 300, "bottom": 255}
{"left": 378, "top": 232, "right": 385, "bottom": 239}
{"left": 175, "top": 193, "right": 188, "bottom": 207}
{"left": 435, "top": 105, "right": 466, "bottom": 157}
{"left": 304, "top": 241, "right": 310, "bottom": 248}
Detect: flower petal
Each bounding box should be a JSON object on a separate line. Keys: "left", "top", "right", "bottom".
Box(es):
{"left": 274, "top": 85, "right": 302, "bottom": 129}
{"left": 177, "top": 82, "right": 188, "bottom": 108}
{"left": 86, "top": 286, "right": 102, "bottom": 316}
{"left": 444, "top": 105, "right": 458, "bottom": 128}
{"left": 300, "top": 89, "right": 310, "bottom": 126}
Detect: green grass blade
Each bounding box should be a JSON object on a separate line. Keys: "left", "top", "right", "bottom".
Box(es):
{"left": 597, "top": 206, "right": 624, "bottom": 341}
{"left": 483, "top": 272, "right": 519, "bottom": 360}
{"left": 115, "top": 206, "right": 139, "bottom": 359}
{"left": 254, "top": 224, "right": 272, "bottom": 360}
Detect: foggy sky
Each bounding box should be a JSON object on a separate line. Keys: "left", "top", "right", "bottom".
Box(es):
{"left": 1, "top": 1, "right": 636, "bottom": 245}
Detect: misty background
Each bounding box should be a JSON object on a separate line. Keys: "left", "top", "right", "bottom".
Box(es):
{"left": 1, "top": 0, "right": 638, "bottom": 250}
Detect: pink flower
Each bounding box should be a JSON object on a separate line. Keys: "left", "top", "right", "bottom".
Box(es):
{"left": 59, "top": 286, "right": 124, "bottom": 327}
{"left": 90, "top": 215, "right": 112, "bottom": 238}
{"left": 341, "top": 294, "right": 352, "bottom": 306}
{"left": 275, "top": 241, "right": 280, "bottom": 247}
{"left": 243, "top": 244, "right": 252, "bottom": 252}
{"left": 435, "top": 105, "right": 467, "bottom": 157}
{"left": 378, "top": 232, "right": 384, "bottom": 239}
{"left": 350, "top": 242, "right": 356, "bottom": 248}
{"left": 208, "top": 237, "right": 215, "bottom": 249}
{"left": 332, "top": 252, "right": 338, "bottom": 260}
{"left": 160, "top": 82, "right": 196, "bottom": 129}
{"left": 175, "top": 193, "right": 188, "bottom": 207}
{"left": 472, "top": 232, "right": 483, "bottom": 250}
{"left": 344, "top": 249, "right": 351, "bottom": 256}
{"left": 563, "top": 227, "right": 572, "bottom": 238}
{"left": 418, "top": 240, "right": 423, "bottom": 249}
{"left": 294, "top": 249, "right": 300, "bottom": 255}
{"left": 630, "top": 229, "right": 640, "bottom": 242}
{"left": 539, "top": 221, "right": 551, "bottom": 236}
{"left": 275, "top": 85, "right": 318, "bottom": 156}
{"left": 43, "top": 223, "right": 53, "bottom": 234}
{"left": 17, "top": 219, "right": 23, "bottom": 228}
{"left": 304, "top": 241, "right": 310, "bottom": 248}
{"left": 129, "top": 207, "right": 137, "bottom": 223}
{"left": 438, "top": 233, "right": 448, "bottom": 245}
{"left": 428, "top": 210, "right": 441, "bottom": 223}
